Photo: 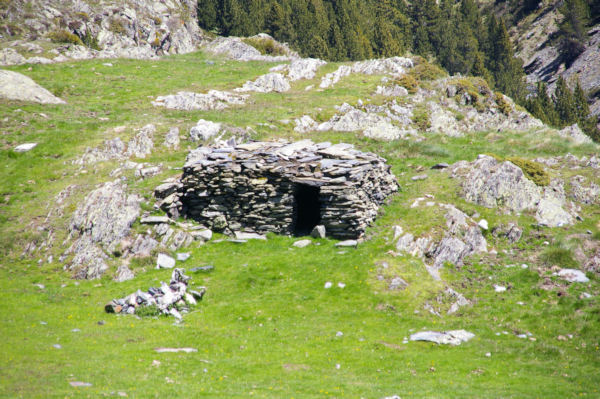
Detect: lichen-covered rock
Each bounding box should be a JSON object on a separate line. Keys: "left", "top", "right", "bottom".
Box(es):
{"left": 152, "top": 90, "right": 247, "bottom": 111}
{"left": 285, "top": 58, "right": 327, "bottom": 81}
{"left": 74, "top": 137, "right": 126, "bottom": 165}
{"left": 190, "top": 119, "right": 222, "bottom": 142}
{"left": 317, "top": 103, "right": 416, "bottom": 141}
{"left": 396, "top": 204, "right": 486, "bottom": 279}
{"left": 235, "top": 73, "right": 291, "bottom": 93}
{"left": 65, "top": 180, "right": 141, "bottom": 279}
{"left": 126, "top": 124, "right": 155, "bottom": 158}
{"left": 0, "top": 0, "right": 204, "bottom": 65}
{"left": 0, "top": 70, "right": 66, "bottom": 104}
{"left": 451, "top": 155, "right": 578, "bottom": 227}
{"left": 570, "top": 175, "right": 599, "bottom": 204}
{"left": 454, "top": 155, "right": 541, "bottom": 212}
{"left": 0, "top": 48, "right": 26, "bottom": 65}
{"left": 320, "top": 65, "right": 352, "bottom": 89}
{"left": 294, "top": 115, "right": 318, "bottom": 133}
{"left": 203, "top": 35, "right": 295, "bottom": 62}
{"left": 557, "top": 124, "right": 593, "bottom": 145}
{"left": 164, "top": 127, "right": 180, "bottom": 149}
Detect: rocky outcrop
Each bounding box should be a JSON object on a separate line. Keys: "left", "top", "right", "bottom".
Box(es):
{"left": 190, "top": 119, "right": 222, "bottom": 142}
{"left": 235, "top": 72, "right": 291, "bottom": 93}
{"left": 0, "top": 70, "right": 66, "bottom": 104}
{"left": 64, "top": 180, "right": 141, "bottom": 279}
{"left": 320, "top": 57, "right": 413, "bottom": 89}
{"left": 557, "top": 124, "right": 593, "bottom": 145}
{"left": 514, "top": 3, "right": 600, "bottom": 117}
{"left": 161, "top": 140, "right": 398, "bottom": 239}
{"left": 203, "top": 34, "right": 297, "bottom": 62}
{"left": 395, "top": 204, "right": 487, "bottom": 280}
{"left": 74, "top": 124, "right": 155, "bottom": 165}
{"left": 152, "top": 90, "right": 248, "bottom": 111}
{"left": 451, "top": 155, "right": 577, "bottom": 227}
{"left": 283, "top": 58, "right": 327, "bottom": 81}
{"left": 0, "top": 0, "right": 204, "bottom": 65}
{"left": 316, "top": 103, "right": 417, "bottom": 141}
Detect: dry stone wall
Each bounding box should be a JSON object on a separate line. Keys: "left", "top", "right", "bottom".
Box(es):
{"left": 159, "top": 141, "right": 398, "bottom": 239}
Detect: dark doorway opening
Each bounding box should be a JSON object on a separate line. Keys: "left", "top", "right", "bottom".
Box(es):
{"left": 293, "top": 184, "right": 321, "bottom": 236}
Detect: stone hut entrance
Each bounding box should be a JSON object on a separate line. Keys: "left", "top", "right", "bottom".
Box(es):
{"left": 165, "top": 140, "right": 399, "bottom": 239}
{"left": 293, "top": 183, "right": 321, "bottom": 236}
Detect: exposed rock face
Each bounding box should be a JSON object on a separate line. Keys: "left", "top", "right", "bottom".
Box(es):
{"left": 235, "top": 72, "right": 291, "bottom": 93}
{"left": 0, "top": 48, "right": 26, "bottom": 65}
{"left": 152, "top": 90, "right": 248, "bottom": 111}
{"left": 395, "top": 204, "right": 487, "bottom": 280}
{"left": 189, "top": 120, "right": 222, "bottom": 142}
{"left": 294, "top": 115, "right": 319, "bottom": 133}
{"left": 126, "top": 124, "right": 155, "bottom": 158}
{"left": 514, "top": 4, "right": 600, "bottom": 116}
{"left": 0, "top": 0, "right": 204, "bottom": 65}
{"left": 164, "top": 127, "right": 180, "bottom": 149}
{"left": 454, "top": 155, "right": 541, "bottom": 212}
{"left": 451, "top": 155, "right": 577, "bottom": 227}
{"left": 570, "top": 175, "right": 600, "bottom": 205}
{"left": 317, "top": 103, "right": 417, "bottom": 141}
{"left": 203, "top": 35, "right": 297, "bottom": 62}
{"left": 0, "top": 70, "right": 66, "bottom": 104}
{"left": 75, "top": 137, "right": 126, "bottom": 165}
{"left": 65, "top": 180, "right": 141, "bottom": 279}
{"left": 320, "top": 65, "right": 352, "bottom": 89}
{"left": 285, "top": 58, "right": 327, "bottom": 81}
{"left": 74, "top": 124, "right": 155, "bottom": 165}
{"left": 320, "top": 57, "right": 413, "bottom": 89}
{"left": 161, "top": 140, "right": 398, "bottom": 239}
{"left": 557, "top": 124, "right": 593, "bottom": 145}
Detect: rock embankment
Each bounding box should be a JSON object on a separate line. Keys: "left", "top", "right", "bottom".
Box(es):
{"left": 0, "top": 0, "right": 203, "bottom": 65}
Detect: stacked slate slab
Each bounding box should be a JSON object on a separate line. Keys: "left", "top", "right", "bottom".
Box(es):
{"left": 158, "top": 140, "right": 398, "bottom": 239}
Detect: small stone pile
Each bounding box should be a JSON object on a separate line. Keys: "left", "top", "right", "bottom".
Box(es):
{"left": 105, "top": 268, "right": 205, "bottom": 319}
{"left": 157, "top": 140, "right": 398, "bottom": 239}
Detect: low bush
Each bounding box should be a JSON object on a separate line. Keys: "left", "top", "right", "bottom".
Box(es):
{"left": 242, "top": 37, "right": 287, "bottom": 56}
{"left": 409, "top": 62, "right": 447, "bottom": 81}
{"left": 394, "top": 74, "right": 418, "bottom": 94}
{"left": 109, "top": 18, "right": 127, "bottom": 35}
{"left": 495, "top": 92, "right": 512, "bottom": 116}
{"left": 506, "top": 157, "right": 550, "bottom": 186}
{"left": 47, "top": 29, "right": 83, "bottom": 45}
{"left": 412, "top": 108, "right": 431, "bottom": 131}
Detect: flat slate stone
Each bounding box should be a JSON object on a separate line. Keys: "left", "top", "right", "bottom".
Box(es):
{"left": 141, "top": 216, "right": 171, "bottom": 224}
{"left": 14, "top": 143, "right": 37, "bottom": 152}
{"left": 234, "top": 231, "right": 267, "bottom": 240}
{"left": 293, "top": 239, "right": 311, "bottom": 248}
{"left": 558, "top": 269, "right": 589, "bottom": 283}
{"left": 335, "top": 240, "right": 358, "bottom": 247}
{"left": 156, "top": 253, "right": 176, "bottom": 269}
{"left": 410, "top": 330, "right": 475, "bottom": 345}
{"left": 154, "top": 347, "right": 198, "bottom": 353}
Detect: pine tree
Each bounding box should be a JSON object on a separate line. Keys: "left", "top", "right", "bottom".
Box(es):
{"left": 554, "top": 77, "right": 578, "bottom": 126}
{"left": 558, "top": 0, "right": 590, "bottom": 66}
{"left": 471, "top": 51, "right": 494, "bottom": 86}
{"left": 573, "top": 78, "right": 590, "bottom": 122}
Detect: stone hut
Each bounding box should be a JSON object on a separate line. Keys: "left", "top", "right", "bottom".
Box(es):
{"left": 159, "top": 140, "right": 398, "bottom": 239}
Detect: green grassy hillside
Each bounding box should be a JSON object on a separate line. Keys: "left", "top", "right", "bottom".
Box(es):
{"left": 0, "top": 51, "right": 599, "bottom": 398}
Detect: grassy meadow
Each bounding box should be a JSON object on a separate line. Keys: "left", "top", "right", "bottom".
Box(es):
{"left": 0, "top": 51, "right": 599, "bottom": 398}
